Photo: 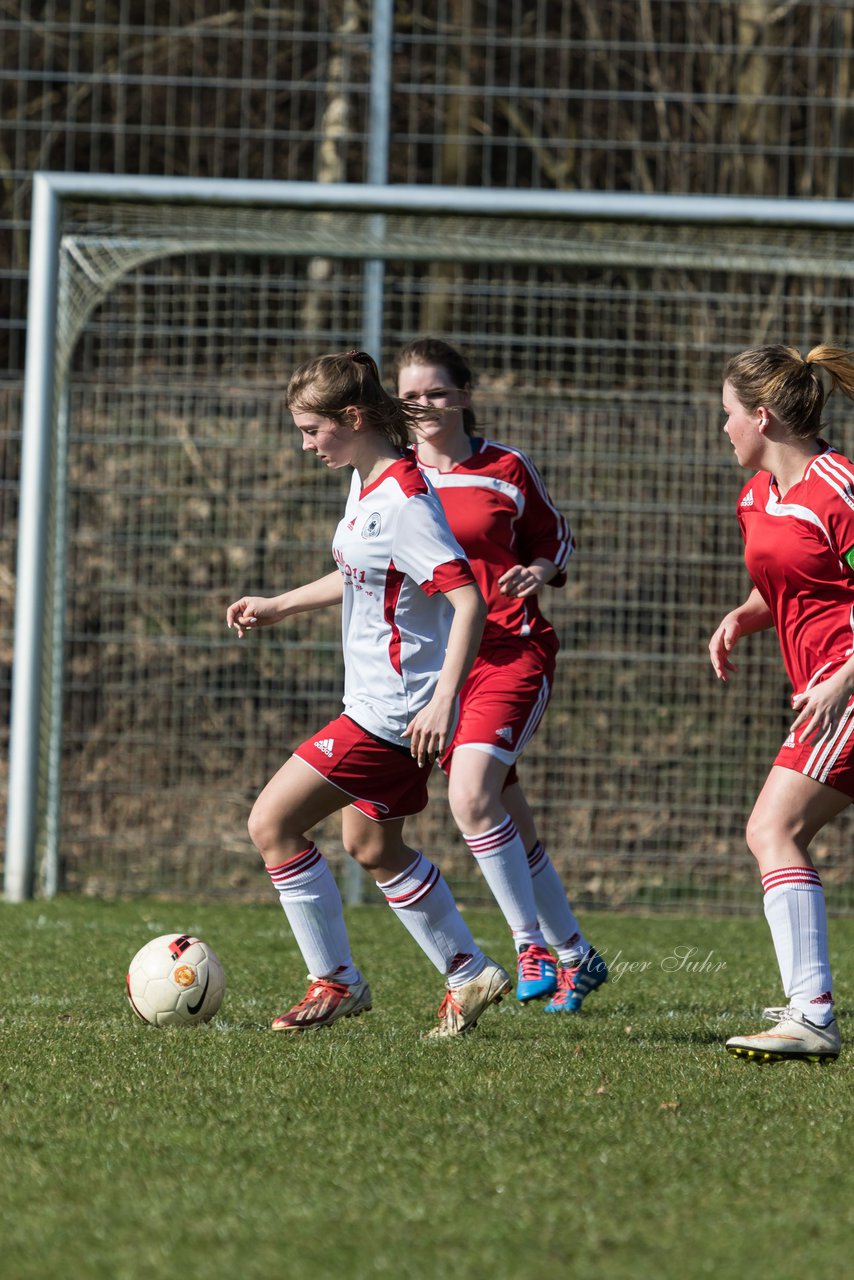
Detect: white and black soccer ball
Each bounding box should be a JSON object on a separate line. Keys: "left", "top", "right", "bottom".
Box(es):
{"left": 126, "top": 933, "right": 225, "bottom": 1027}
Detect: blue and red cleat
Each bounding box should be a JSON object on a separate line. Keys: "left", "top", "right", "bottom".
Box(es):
{"left": 515, "top": 943, "right": 558, "bottom": 1002}
{"left": 544, "top": 947, "right": 609, "bottom": 1013}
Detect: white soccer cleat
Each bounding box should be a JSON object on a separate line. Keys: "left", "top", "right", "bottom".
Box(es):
{"left": 726, "top": 1006, "right": 841, "bottom": 1064}
{"left": 424, "top": 958, "right": 512, "bottom": 1038}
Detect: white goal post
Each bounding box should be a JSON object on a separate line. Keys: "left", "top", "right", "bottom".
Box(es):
{"left": 8, "top": 171, "right": 854, "bottom": 903}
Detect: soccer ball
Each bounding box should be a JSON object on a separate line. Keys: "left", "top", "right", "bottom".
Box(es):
{"left": 126, "top": 933, "right": 225, "bottom": 1027}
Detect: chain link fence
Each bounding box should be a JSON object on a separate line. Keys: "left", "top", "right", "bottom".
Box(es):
{"left": 4, "top": 2, "right": 854, "bottom": 907}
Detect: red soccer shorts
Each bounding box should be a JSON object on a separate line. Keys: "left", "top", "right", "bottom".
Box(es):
{"left": 441, "top": 640, "right": 555, "bottom": 780}
{"left": 774, "top": 697, "right": 854, "bottom": 800}
{"left": 293, "top": 713, "right": 433, "bottom": 821}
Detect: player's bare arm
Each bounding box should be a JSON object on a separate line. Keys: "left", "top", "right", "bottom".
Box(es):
{"left": 498, "top": 557, "right": 558, "bottom": 599}
{"left": 226, "top": 570, "right": 343, "bottom": 638}
{"left": 403, "top": 581, "right": 486, "bottom": 766}
{"left": 708, "top": 586, "right": 774, "bottom": 681}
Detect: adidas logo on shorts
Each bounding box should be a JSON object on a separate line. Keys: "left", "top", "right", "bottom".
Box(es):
{"left": 314, "top": 738, "right": 334, "bottom": 757}
{"left": 495, "top": 726, "right": 513, "bottom": 743}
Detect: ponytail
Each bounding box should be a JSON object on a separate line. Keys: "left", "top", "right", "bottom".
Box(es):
{"left": 723, "top": 343, "right": 854, "bottom": 440}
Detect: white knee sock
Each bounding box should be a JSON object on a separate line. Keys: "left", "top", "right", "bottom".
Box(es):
{"left": 266, "top": 844, "right": 359, "bottom": 985}
{"left": 527, "top": 840, "right": 589, "bottom": 965}
{"left": 464, "top": 816, "right": 546, "bottom": 952}
{"left": 377, "top": 852, "right": 486, "bottom": 987}
{"left": 761, "top": 866, "right": 833, "bottom": 1024}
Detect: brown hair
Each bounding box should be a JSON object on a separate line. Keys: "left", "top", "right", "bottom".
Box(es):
{"left": 723, "top": 344, "right": 854, "bottom": 440}
{"left": 287, "top": 350, "right": 419, "bottom": 451}
{"left": 393, "top": 337, "right": 478, "bottom": 435}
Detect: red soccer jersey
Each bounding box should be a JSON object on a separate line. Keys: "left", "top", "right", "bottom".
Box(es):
{"left": 416, "top": 438, "right": 574, "bottom": 653}
{"left": 736, "top": 447, "right": 854, "bottom": 693}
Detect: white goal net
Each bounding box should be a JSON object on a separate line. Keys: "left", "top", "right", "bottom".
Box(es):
{"left": 8, "top": 177, "right": 854, "bottom": 911}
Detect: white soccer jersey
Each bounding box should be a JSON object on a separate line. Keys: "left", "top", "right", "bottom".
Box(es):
{"left": 333, "top": 455, "right": 476, "bottom": 746}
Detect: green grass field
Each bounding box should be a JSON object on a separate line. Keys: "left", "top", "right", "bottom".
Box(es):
{"left": 2, "top": 898, "right": 852, "bottom": 1280}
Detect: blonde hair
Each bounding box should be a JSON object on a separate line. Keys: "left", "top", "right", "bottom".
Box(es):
{"left": 723, "top": 344, "right": 854, "bottom": 440}
{"left": 287, "top": 350, "right": 419, "bottom": 451}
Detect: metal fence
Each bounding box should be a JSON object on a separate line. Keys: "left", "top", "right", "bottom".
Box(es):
{"left": 4, "top": 2, "right": 854, "bottom": 908}
{"left": 4, "top": 2, "right": 854, "bottom": 370}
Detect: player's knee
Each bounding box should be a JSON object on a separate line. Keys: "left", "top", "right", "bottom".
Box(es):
{"left": 247, "top": 799, "right": 276, "bottom": 858}
{"left": 447, "top": 777, "right": 488, "bottom": 829}
{"left": 745, "top": 808, "right": 781, "bottom": 861}
{"left": 342, "top": 827, "right": 384, "bottom": 872}
{"left": 353, "top": 848, "right": 384, "bottom": 873}
{"left": 448, "top": 789, "right": 500, "bottom": 833}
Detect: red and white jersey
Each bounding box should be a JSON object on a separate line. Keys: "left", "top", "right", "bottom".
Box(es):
{"left": 737, "top": 446, "right": 854, "bottom": 692}
{"left": 333, "top": 455, "right": 475, "bottom": 747}
{"left": 415, "top": 438, "right": 573, "bottom": 652}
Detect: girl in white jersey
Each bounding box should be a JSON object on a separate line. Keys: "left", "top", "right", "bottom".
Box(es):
{"left": 394, "top": 338, "right": 608, "bottom": 1015}
{"left": 710, "top": 343, "right": 854, "bottom": 1064}
{"left": 227, "top": 351, "right": 510, "bottom": 1036}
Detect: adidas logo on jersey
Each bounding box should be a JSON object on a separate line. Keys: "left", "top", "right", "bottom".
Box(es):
{"left": 495, "top": 726, "right": 514, "bottom": 743}
{"left": 314, "top": 738, "right": 334, "bottom": 757}
{"left": 740, "top": 488, "right": 754, "bottom": 508}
